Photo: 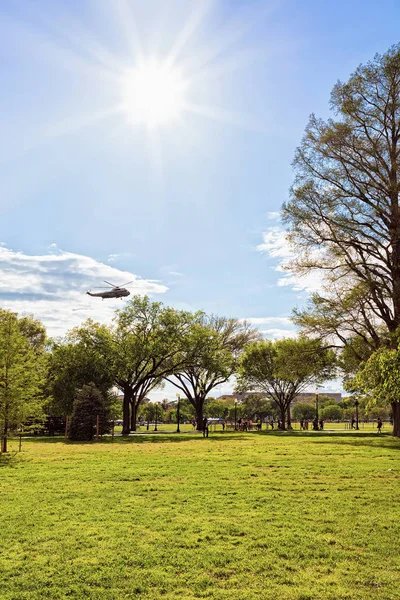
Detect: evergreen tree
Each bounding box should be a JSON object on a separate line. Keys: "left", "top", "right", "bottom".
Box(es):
{"left": 69, "top": 383, "right": 109, "bottom": 441}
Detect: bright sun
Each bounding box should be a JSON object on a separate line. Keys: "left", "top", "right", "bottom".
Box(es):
{"left": 120, "top": 60, "right": 187, "bottom": 128}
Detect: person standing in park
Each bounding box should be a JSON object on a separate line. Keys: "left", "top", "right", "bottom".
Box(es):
{"left": 319, "top": 419, "right": 324, "bottom": 430}
{"left": 203, "top": 417, "right": 209, "bottom": 438}
{"left": 300, "top": 418, "right": 304, "bottom": 430}
{"left": 351, "top": 417, "right": 356, "bottom": 429}
{"left": 377, "top": 418, "right": 383, "bottom": 434}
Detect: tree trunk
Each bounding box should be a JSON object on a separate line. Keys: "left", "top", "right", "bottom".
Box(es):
{"left": 279, "top": 405, "right": 286, "bottom": 430}
{"left": 195, "top": 400, "right": 204, "bottom": 431}
{"left": 1, "top": 419, "right": 8, "bottom": 453}
{"left": 286, "top": 404, "right": 292, "bottom": 430}
{"left": 392, "top": 401, "right": 400, "bottom": 437}
{"left": 122, "top": 391, "right": 131, "bottom": 435}
{"left": 130, "top": 400, "right": 137, "bottom": 432}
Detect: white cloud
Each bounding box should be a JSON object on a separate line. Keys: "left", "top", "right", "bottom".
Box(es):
{"left": 244, "top": 316, "right": 292, "bottom": 326}
{"left": 107, "top": 252, "right": 133, "bottom": 264}
{"left": 266, "top": 211, "right": 281, "bottom": 221}
{"left": 260, "top": 328, "right": 295, "bottom": 340}
{"left": 241, "top": 316, "right": 296, "bottom": 340}
{"left": 257, "top": 226, "right": 324, "bottom": 293}
{"left": 0, "top": 244, "right": 168, "bottom": 337}
{"left": 257, "top": 227, "right": 292, "bottom": 258}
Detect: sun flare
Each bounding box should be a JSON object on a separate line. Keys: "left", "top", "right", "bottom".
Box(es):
{"left": 120, "top": 60, "right": 187, "bottom": 128}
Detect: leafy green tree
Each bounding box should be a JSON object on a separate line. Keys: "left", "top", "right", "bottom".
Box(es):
{"left": 242, "top": 394, "right": 274, "bottom": 421}
{"left": 350, "top": 346, "right": 400, "bottom": 436}
{"left": 166, "top": 397, "right": 194, "bottom": 424}
{"left": 0, "top": 310, "right": 45, "bottom": 452}
{"left": 46, "top": 320, "right": 114, "bottom": 417}
{"left": 205, "top": 397, "right": 229, "bottom": 419}
{"left": 292, "top": 403, "right": 315, "bottom": 421}
{"left": 69, "top": 383, "right": 109, "bottom": 441}
{"left": 139, "top": 401, "right": 165, "bottom": 426}
{"left": 166, "top": 314, "right": 258, "bottom": 430}
{"left": 110, "top": 296, "right": 192, "bottom": 434}
{"left": 238, "top": 338, "right": 336, "bottom": 429}
{"left": 283, "top": 44, "right": 400, "bottom": 434}
{"left": 366, "top": 406, "right": 390, "bottom": 421}
{"left": 319, "top": 404, "right": 343, "bottom": 421}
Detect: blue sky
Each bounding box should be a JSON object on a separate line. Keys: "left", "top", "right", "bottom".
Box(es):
{"left": 1, "top": 0, "right": 399, "bottom": 394}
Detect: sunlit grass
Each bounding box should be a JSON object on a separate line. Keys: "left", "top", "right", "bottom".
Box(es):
{"left": 1, "top": 431, "right": 399, "bottom": 599}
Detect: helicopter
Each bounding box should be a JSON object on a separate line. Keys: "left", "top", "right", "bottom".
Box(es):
{"left": 86, "top": 280, "right": 132, "bottom": 300}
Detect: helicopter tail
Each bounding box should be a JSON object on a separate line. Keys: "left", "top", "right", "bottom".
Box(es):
{"left": 86, "top": 291, "right": 94, "bottom": 297}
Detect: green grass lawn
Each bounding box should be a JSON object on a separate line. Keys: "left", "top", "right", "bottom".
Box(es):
{"left": 1, "top": 431, "right": 399, "bottom": 600}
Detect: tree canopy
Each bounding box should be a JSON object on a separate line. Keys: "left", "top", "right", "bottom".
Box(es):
{"left": 238, "top": 338, "right": 336, "bottom": 429}
{"left": 0, "top": 310, "right": 46, "bottom": 452}
{"left": 166, "top": 314, "right": 258, "bottom": 429}
{"left": 283, "top": 44, "right": 400, "bottom": 436}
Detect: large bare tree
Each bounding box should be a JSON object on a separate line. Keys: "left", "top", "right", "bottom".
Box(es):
{"left": 283, "top": 44, "right": 400, "bottom": 434}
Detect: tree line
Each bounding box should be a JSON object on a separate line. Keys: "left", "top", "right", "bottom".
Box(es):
{"left": 0, "top": 297, "right": 335, "bottom": 450}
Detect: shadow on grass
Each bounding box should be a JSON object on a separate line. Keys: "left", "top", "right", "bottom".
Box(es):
{"left": 0, "top": 451, "right": 19, "bottom": 467}
{"left": 259, "top": 429, "right": 400, "bottom": 450}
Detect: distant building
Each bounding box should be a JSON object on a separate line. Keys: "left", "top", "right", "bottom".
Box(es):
{"left": 294, "top": 392, "right": 342, "bottom": 403}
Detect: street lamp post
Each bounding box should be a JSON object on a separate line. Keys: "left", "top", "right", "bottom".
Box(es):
{"left": 354, "top": 399, "right": 359, "bottom": 430}
{"left": 234, "top": 399, "right": 238, "bottom": 431}
{"left": 154, "top": 403, "right": 158, "bottom": 432}
{"left": 314, "top": 388, "right": 319, "bottom": 430}
{"left": 176, "top": 393, "right": 181, "bottom": 433}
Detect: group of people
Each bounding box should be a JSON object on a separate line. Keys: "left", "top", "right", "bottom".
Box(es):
{"left": 299, "top": 418, "right": 324, "bottom": 431}
{"left": 237, "top": 418, "right": 261, "bottom": 431}
{"left": 196, "top": 415, "right": 385, "bottom": 436}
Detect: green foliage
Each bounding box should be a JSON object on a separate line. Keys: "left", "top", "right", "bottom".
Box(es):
{"left": 167, "top": 314, "right": 258, "bottom": 427}
{"left": 139, "top": 401, "right": 165, "bottom": 424}
{"left": 318, "top": 395, "right": 340, "bottom": 408}
{"left": 292, "top": 402, "right": 315, "bottom": 421}
{"left": 319, "top": 404, "right": 343, "bottom": 421}
{"left": 242, "top": 393, "right": 275, "bottom": 419}
{"left": 47, "top": 320, "right": 114, "bottom": 416}
{"left": 1, "top": 433, "right": 399, "bottom": 599}
{"left": 238, "top": 337, "right": 336, "bottom": 428}
{"left": 0, "top": 310, "right": 46, "bottom": 452}
{"left": 69, "top": 383, "right": 109, "bottom": 441}
{"left": 111, "top": 296, "right": 193, "bottom": 432}
{"left": 353, "top": 348, "right": 400, "bottom": 404}
{"left": 350, "top": 346, "right": 400, "bottom": 435}
{"left": 283, "top": 43, "right": 400, "bottom": 436}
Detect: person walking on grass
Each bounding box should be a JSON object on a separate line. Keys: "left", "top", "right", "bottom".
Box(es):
{"left": 377, "top": 418, "right": 383, "bottom": 434}
{"left": 203, "top": 417, "right": 209, "bottom": 438}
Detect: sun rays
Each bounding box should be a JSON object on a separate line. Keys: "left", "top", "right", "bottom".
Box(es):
{"left": 0, "top": 0, "right": 268, "bottom": 166}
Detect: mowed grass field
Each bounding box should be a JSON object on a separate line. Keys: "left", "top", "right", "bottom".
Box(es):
{"left": 1, "top": 431, "right": 399, "bottom": 600}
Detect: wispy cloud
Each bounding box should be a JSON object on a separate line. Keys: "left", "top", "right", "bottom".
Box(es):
{"left": 244, "top": 316, "right": 292, "bottom": 326}
{"left": 257, "top": 226, "right": 323, "bottom": 292}
{"left": 241, "top": 316, "right": 296, "bottom": 340}
{"left": 168, "top": 270, "right": 185, "bottom": 277}
{"left": 265, "top": 211, "right": 281, "bottom": 221}
{"left": 107, "top": 252, "right": 133, "bottom": 264}
{"left": 0, "top": 244, "right": 167, "bottom": 337}
{"left": 260, "top": 328, "right": 295, "bottom": 340}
